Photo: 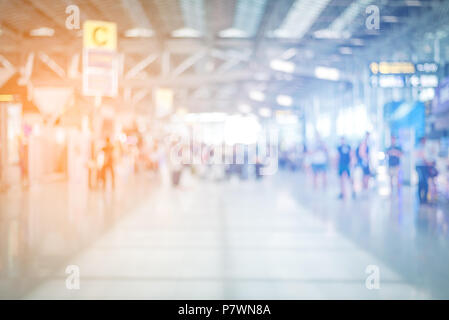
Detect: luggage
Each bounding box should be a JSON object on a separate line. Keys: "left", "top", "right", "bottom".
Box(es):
{"left": 172, "top": 170, "right": 182, "bottom": 186}
{"left": 428, "top": 165, "right": 439, "bottom": 178}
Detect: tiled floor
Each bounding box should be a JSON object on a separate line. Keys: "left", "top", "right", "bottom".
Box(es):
{"left": 22, "top": 171, "right": 439, "bottom": 299}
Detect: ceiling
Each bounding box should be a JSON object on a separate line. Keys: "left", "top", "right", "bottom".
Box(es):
{"left": 1, "top": 0, "right": 449, "bottom": 114}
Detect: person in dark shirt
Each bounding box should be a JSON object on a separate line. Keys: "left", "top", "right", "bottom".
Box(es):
{"left": 385, "top": 136, "right": 403, "bottom": 192}
{"left": 337, "top": 137, "right": 355, "bottom": 199}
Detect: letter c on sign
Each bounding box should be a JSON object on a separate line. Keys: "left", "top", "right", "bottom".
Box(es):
{"left": 93, "top": 27, "right": 108, "bottom": 46}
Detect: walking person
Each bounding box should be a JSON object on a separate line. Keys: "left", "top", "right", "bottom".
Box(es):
{"left": 386, "top": 136, "right": 403, "bottom": 193}
{"left": 18, "top": 135, "right": 29, "bottom": 188}
{"left": 415, "top": 138, "right": 429, "bottom": 204}
{"left": 310, "top": 138, "right": 329, "bottom": 189}
{"left": 101, "top": 137, "right": 116, "bottom": 191}
{"left": 337, "top": 137, "right": 355, "bottom": 199}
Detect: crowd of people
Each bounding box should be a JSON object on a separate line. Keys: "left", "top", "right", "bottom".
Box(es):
{"left": 306, "top": 133, "right": 374, "bottom": 200}
{"left": 90, "top": 130, "right": 441, "bottom": 206}
{"left": 297, "top": 131, "right": 442, "bottom": 204}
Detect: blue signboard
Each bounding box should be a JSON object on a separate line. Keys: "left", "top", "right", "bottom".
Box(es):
{"left": 384, "top": 100, "right": 426, "bottom": 140}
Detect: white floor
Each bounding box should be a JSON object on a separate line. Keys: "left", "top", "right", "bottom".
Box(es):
{"left": 25, "top": 175, "right": 430, "bottom": 299}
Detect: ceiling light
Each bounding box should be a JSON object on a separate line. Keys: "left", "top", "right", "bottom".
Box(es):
{"left": 405, "top": 0, "right": 421, "bottom": 6}
{"left": 254, "top": 72, "right": 270, "bottom": 81}
{"left": 219, "top": 28, "right": 249, "bottom": 38}
{"left": 382, "top": 16, "right": 399, "bottom": 23}
{"left": 314, "top": 66, "right": 340, "bottom": 81}
{"left": 172, "top": 27, "right": 202, "bottom": 38}
{"left": 314, "top": 29, "right": 350, "bottom": 39}
{"left": 258, "top": 107, "right": 272, "bottom": 118}
{"left": 125, "top": 28, "right": 154, "bottom": 38}
{"left": 270, "top": 59, "right": 295, "bottom": 73}
{"left": 349, "top": 38, "right": 364, "bottom": 46}
{"left": 239, "top": 103, "right": 252, "bottom": 114}
{"left": 30, "top": 27, "right": 55, "bottom": 37}
{"left": 339, "top": 47, "right": 352, "bottom": 55}
{"left": 277, "top": 95, "right": 293, "bottom": 107}
{"left": 249, "top": 90, "right": 265, "bottom": 102}
{"left": 281, "top": 48, "right": 297, "bottom": 60}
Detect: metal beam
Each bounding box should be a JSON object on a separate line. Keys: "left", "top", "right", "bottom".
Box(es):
{"left": 0, "top": 55, "right": 15, "bottom": 70}
{"left": 125, "top": 70, "right": 255, "bottom": 88}
{"left": 38, "top": 52, "right": 66, "bottom": 78}
{"left": 125, "top": 53, "right": 158, "bottom": 80}
{"left": 68, "top": 53, "right": 80, "bottom": 79}
{"left": 18, "top": 52, "right": 35, "bottom": 85}
{"left": 171, "top": 50, "right": 207, "bottom": 77}
{"left": 132, "top": 88, "right": 150, "bottom": 105}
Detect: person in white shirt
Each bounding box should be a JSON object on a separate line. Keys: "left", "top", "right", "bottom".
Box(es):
{"left": 310, "top": 139, "right": 329, "bottom": 189}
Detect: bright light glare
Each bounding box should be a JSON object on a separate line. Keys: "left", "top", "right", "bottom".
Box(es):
{"left": 313, "top": 29, "right": 350, "bottom": 39}
{"left": 224, "top": 115, "right": 261, "bottom": 145}
{"left": 55, "top": 128, "right": 66, "bottom": 144}
{"left": 184, "top": 112, "right": 227, "bottom": 123}
{"left": 249, "top": 90, "right": 266, "bottom": 102}
{"left": 276, "top": 112, "right": 298, "bottom": 125}
{"left": 30, "top": 27, "right": 55, "bottom": 37}
{"left": 258, "top": 107, "right": 272, "bottom": 118}
{"left": 171, "top": 28, "right": 202, "bottom": 38}
{"left": 125, "top": 28, "right": 154, "bottom": 38}
{"left": 270, "top": 59, "right": 295, "bottom": 73}
{"left": 277, "top": 95, "right": 293, "bottom": 107}
{"left": 219, "top": 28, "right": 249, "bottom": 38}
{"left": 238, "top": 104, "right": 252, "bottom": 114}
{"left": 316, "top": 114, "right": 331, "bottom": 138}
{"left": 336, "top": 105, "right": 372, "bottom": 138}
{"left": 314, "top": 66, "right": 340, "bottom": 81}
{"left": 419, "top": 88, "right": 435, "bottom": 101}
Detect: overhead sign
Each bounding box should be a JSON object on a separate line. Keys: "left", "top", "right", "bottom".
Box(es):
{"left": 370, "top": 61, "right": 440, "bottom": 89}
{"left": 416, "top": 62, "right": 438, "bottom": 73}
{"left": 0, "top": 94, "right": 14, "bottom": 102}
{"left": 83, "top": 20, "right": 118, "bottom": 97}
{"left": 370, "top": 62, "right": 415, "bottom": 75}
{"left": 83, "top": 20, "right": 117, "bottom": 50}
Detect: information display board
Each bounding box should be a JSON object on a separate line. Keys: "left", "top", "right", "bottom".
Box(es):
{"left": 82, "top": 21, "right": 118, "bottom": 97}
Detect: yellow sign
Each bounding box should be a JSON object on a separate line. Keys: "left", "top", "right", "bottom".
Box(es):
{"left": 0, "top": 94, "right": 14, "bottom": 102}
{"left": 370, "top": 62, "right": 415, "bottom": 75}
{"left": 83, "top": 20, "right": 117, "bottom": 50}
